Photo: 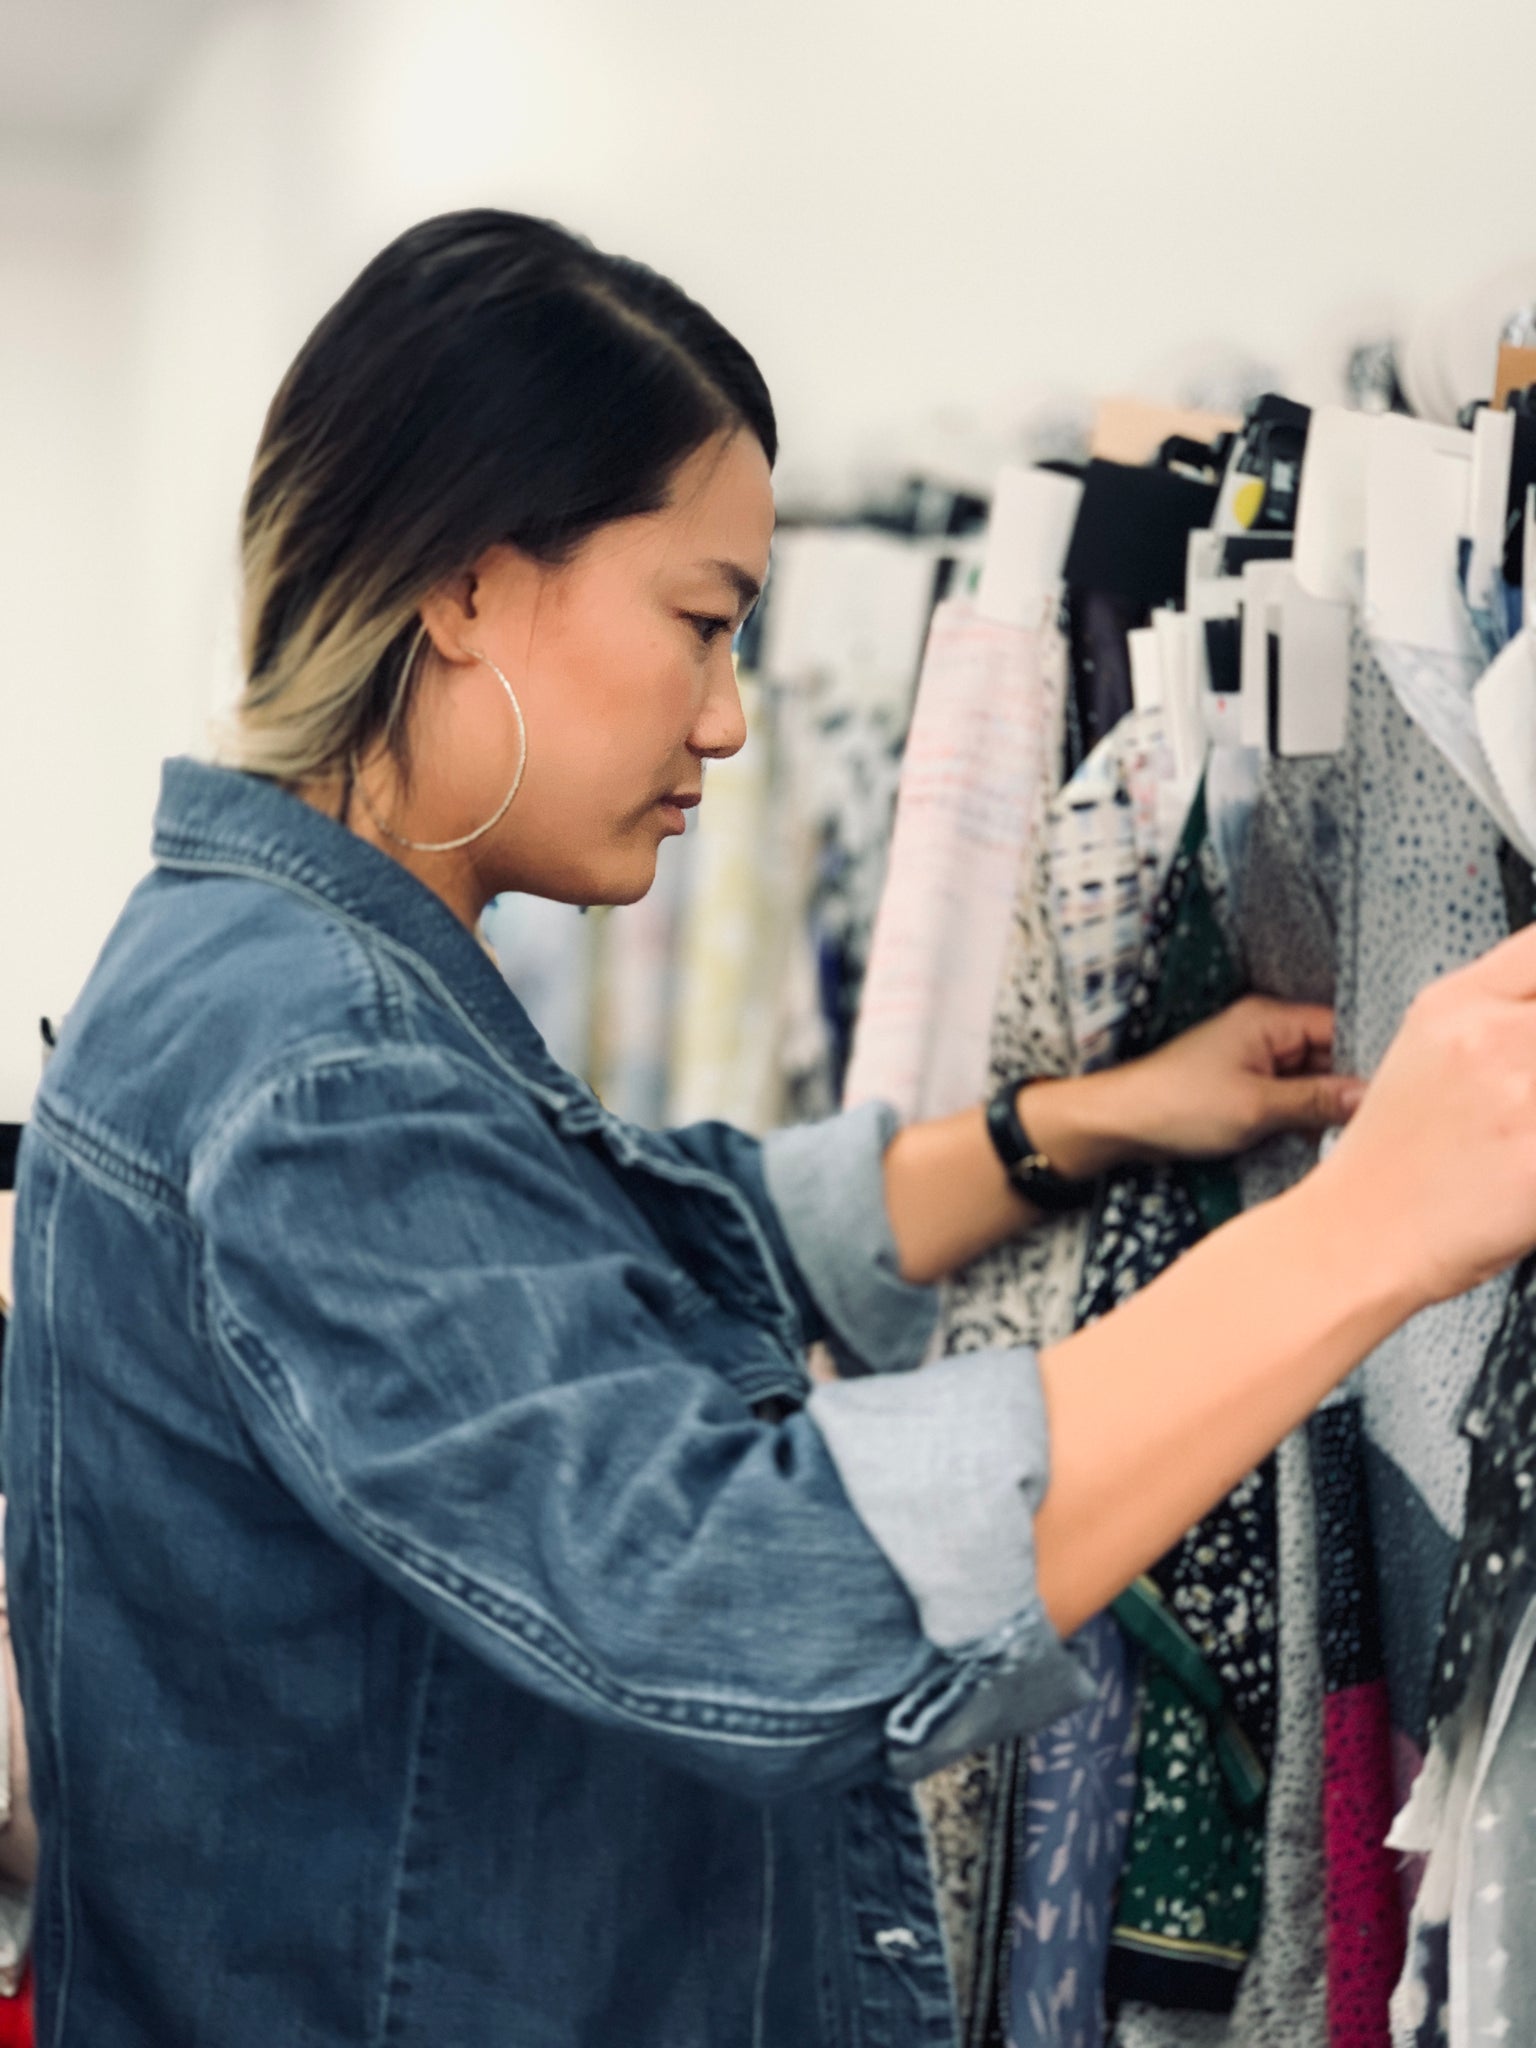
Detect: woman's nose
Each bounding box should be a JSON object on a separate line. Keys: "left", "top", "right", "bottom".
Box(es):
{"left": 690, "top": 655, "right": 748, "bottom": 761}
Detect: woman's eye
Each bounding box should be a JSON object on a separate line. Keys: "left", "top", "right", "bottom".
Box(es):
{"left": 685, "top": 614, "right": 733, "bottom": 647}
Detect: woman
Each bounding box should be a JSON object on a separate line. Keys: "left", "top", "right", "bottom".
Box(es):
{"left": 7, "top": 210, "right": 1536, "bottom": 2048}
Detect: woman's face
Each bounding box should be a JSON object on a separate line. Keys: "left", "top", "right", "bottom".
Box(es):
{"left": 411, "top": 428, "right": 774, "bottom": 914}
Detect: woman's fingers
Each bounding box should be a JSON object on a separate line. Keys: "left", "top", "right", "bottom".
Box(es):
{"left": 1318, "top": 942, "right": 1536, "bottom": 1306}
{"left": 1255, "top": 1073, "right": 1367, "bottom": 1138}
{"left": 1225, "top": 997, "right": 1337, "bottom": 1077}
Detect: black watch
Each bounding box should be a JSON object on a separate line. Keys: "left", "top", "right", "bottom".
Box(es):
{"left": 985, "top": 1079, "right": 1098, "bottom": 1214}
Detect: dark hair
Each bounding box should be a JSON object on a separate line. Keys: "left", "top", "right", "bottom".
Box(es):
{"left": 228, "top": 208, "right": 776, "bottom": 780}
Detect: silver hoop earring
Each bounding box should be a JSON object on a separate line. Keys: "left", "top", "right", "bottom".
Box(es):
{"left": 353, "top": 647, "right": 528, "bottom": 854}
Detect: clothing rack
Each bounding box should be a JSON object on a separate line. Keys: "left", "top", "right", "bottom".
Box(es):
{"left": 835, "top": 339, "right": 1536, "bottom": 2048}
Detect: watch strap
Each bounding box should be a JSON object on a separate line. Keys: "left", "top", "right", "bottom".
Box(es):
{"left": 985, "top": 1081, "right": 1098, "bottom": 1214}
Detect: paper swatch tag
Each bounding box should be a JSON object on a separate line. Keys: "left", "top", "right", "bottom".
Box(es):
{"left": 1467, "top": 405, "right": 1516, "bottom": 610}
{"left": 1128, "top": 626, "right": 1163, "bottom": 713}
{"left": 1293, "top": 406, "right": 1371, "bottom": 604}
{"left": 975, "top": 465, "right": 1083, "bottom": 629}
{"left": 1277, "top": 576, "right": 1350, "bottom": 756}
{"left": 1474, "top": 624, "right": 1536, "bottom": 866}
{"left": 1364, "top": 415, "right": 1475, "bottom": 655}
{"left": 1152, "top": 608, "right": 1207, "bottom": 789}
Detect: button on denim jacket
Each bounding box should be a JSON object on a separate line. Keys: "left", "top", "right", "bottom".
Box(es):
{"left": 3, "top": 761, "right": 1088, "bottom": 2048}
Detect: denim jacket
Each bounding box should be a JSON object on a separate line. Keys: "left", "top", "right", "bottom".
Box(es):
{"left": 2, "top": 760, "right": 1088, "bottom": 2048}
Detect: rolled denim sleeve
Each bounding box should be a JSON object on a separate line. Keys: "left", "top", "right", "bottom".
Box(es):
{"left": 193, "top": 1048, "right": 1088, "bottom": 1801}
{"left": 809, "top": 1345, "right": 1094, "bottom": 1778}
{"left": 760, "top": 1100, "right": 939, "bottom": 1374}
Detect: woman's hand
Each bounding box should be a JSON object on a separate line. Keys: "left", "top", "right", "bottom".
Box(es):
{"left": 1306, "top": 926, "right": 1536, "bottom": 1310}
{"left": 1037, "top": 924, "right": 1536, "bottom": 1633}
{"left": 1023, "top": 997, "right": 1363, "bottom": 1179}
{"left": 1119, "top": 997, "right": 1363, "bottom": 1161}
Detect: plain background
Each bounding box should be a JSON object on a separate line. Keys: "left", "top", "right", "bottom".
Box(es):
{"left": 2, "top": 0, "right": 1535, "bottom": 1118}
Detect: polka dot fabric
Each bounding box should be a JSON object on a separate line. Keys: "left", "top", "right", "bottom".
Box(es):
{"left": 1349, "top": 634, "right": 1512, "bottom": 1561}
{"left": 1429, "top": 1248, "right": 1536, "bottom": 1739}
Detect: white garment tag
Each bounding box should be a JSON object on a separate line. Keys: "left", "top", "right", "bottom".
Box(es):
{"left": 1466, "top": 405, "right": 1516, "bottom": 611}
{"left": 1277, "top": 574, "right": 1350, "bottom": 756}
{"left": 1474, "top": 618, "right": 1536, "bottom": 865}
{"left": 1152, "top": 608, "right": 1207, "bottom": 791}
{"left": 1127, "top": 626, "right": 1163, "bottom": 712}
{"left": 974, "top": 465, "right": 1083, "bottom": 629}
{"left": 1186, "top": 527, "right": 1223, "bottom": 592}
{"left": 1364, "top": 415, "right": 1476, "bottom": 655}
{"left": 1239, "top": 560, "right": 1291, "bottom": 749}
{"left": 1293, "top": 405, "right": 1372, "bottom": 603}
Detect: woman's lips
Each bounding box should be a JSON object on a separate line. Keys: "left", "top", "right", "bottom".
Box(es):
{"left": 653, "top": 791, "right": 700, "bottom": 833}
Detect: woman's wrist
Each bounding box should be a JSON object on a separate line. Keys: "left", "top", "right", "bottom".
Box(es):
{"left": 1023, "top": 1067, "right": 1434, "bottom": 1328}
{"left": 1013, "top": 1068, "right": 1156, "bottom": 1183}
{"left": 1265, "top": 1164, "right": 1429, "bottom": 1336}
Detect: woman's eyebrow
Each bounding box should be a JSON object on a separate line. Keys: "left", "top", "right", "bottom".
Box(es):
{"left": 700, "top": 560, "right": 763, "bottom": 611}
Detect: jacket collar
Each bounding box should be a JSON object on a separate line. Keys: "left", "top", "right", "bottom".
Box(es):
{"left": 152, "top": 757, "right": 583, "bottom": 1110}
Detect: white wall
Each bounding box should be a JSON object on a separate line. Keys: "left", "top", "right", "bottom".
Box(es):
{"left": 3, "top": 0, "right": 1536, "bottom": 1115}
{"left": 0, "top": 143, "right": 143, "bottom": 1118}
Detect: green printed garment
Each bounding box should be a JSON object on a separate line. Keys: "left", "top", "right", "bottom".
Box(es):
{"left": 1073, "top": 785, "right": 1279, "bottom": 2015}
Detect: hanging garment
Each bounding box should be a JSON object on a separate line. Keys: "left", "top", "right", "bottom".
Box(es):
{"left": 1046, "top": 707, "right": 1183, "bottom": 1075}
{"left": 799, "top": 681, "right": 909, "bottom": 1104}
{"left": 0, "top": 1522, "right": 33, "bottom": 2007}
{"left": 595, "top": 818, "right": 690, "bottom": 1129}
{"left": 908, "top": 617, "right": 1082, "bottom": 2038}
{"left": 479, "top": 893, "right": 595, "bottom": 1078}
{"left": 1387, "top": 847, "right": 1536, "bottom": 2047}
{"left": 1104, "top": 1410, "right": 1329, "bottom": 2048}
{"left": 1230, "top": 751, "right": 1357, "bottom": 2048}
{"left": 1388, "top": 1285, "right": 1536, "bottom": 2047}
{"left": 1339, "top": 631, "right": 1511, "bottom": 1761}
{"left": 1234, "top": 631, "right": 1509, "bottom": 2042}
{"left": 922, "top": 628, "right": 1150, "bottom": 2048}
{"left": 757, "top": 528, "right": 936, "bottom": 1110}
{"left": 1108, "top": 745, "right": 1347, "bottom": 2048}
{"left": 1063, "top": 586, "right": 1147, "bottom": 774}
{"left": 665, "top": 675, "right": 774, "bottom": 1127}
{"left": 1008, "top": 1613, "right": 1140, "bottom": 2048}
{"left": 1067, "top": 790, "right": 1279, "bottom": 2018}
{"left": 1313, "top": 623, "right": 1520, "bottom": 2047}
{"left": 1167, "top": 741, "right": 1354, "bottom": 2048}
{"left": 846, "top": 602, "right": 1072, "bottom": 1123}
{"left": 0, "top": 1969, "right": 29, "bottom": 2048}
{"left": 1311, "top": 1396, "right": 1406, "bottom": 2044}
{"left": 1236, "top": 735, "right": 1404, "bottom": 2043}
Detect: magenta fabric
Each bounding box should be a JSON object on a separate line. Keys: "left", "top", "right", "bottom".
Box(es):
{"left": 1322, "top": 1682, "right": 1404, "bottom": 2046}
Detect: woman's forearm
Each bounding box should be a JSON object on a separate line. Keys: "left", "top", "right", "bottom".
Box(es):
{"left": 884, "top": 933, "right": 1536, "bottom": 1645}
{"left": 880, "top": 1072, "right": 1143, "bottom": 1287}
{"left": 1032, "top": 1171, "right": 1415, "bottom": 1638}
{"left": 880, "top": 999, "right": 1355, "bottom": 1286}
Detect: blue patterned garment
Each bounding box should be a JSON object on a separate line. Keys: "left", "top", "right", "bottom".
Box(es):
{"left": 1009, "top": 1614, "right": 1140, "bottom": 2048}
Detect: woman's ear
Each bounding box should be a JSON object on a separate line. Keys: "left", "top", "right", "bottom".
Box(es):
{"left": 417, "top": 545, "right": 539, "bottom": 667}
{"left": 417, "top": 569, "right": 482, "bottom": 668}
